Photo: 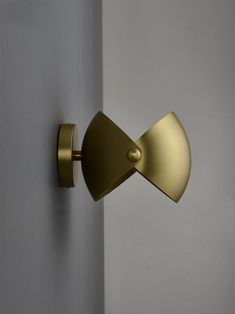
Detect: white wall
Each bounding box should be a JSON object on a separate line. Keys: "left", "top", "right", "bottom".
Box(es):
{"left": 0, "top": 1, "right": 103, "bottom": 313}
{"left": 103, "top": 1, "right": 235, "bottom": 314}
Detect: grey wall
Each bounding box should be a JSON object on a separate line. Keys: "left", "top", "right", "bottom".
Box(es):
{"left": 103, "top": 1, "right": 235, "bottom": 314}
{"left": 0, "top": 1, "right": 103, "bottom": 314}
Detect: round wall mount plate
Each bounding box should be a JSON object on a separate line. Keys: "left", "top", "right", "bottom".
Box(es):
{"left": 57, "top": 124, "right": 78, "bottom": 187}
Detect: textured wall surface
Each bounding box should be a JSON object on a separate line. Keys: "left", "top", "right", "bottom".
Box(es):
{"left": 0, "top": 1, "right": 103, "bottom": 313}
{"left": 103, "top": 1, "right": 235, "bottom": 314}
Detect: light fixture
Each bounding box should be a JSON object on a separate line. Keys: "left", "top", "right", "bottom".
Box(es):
{"left": 57, "top": 111, "right": 191, "bottom": 201}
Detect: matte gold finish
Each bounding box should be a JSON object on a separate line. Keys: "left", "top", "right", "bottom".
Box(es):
{"left": 57, "top": 124, "right": 78, "bottom": 187}
{"left": 81, "top": 112, "right": 140, "bottom": 200}
{"left": 135, "top": 112, "right": 191, "bottom": 202}
{"left": 57, "top": 111, "right": 191, "bottom": 202}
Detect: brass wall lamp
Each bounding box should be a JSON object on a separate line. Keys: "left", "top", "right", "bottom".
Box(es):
{"left": 57, "top": 111, "right": 191, "bottom": 202}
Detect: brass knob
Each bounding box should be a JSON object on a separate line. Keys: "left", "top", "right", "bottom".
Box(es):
{"left": 127, "top": 148, "right": 142, "bottom": 162}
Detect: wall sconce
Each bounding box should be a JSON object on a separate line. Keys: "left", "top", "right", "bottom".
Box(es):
{"left": 57, "top": 111, "right": 191, "bottom": 201}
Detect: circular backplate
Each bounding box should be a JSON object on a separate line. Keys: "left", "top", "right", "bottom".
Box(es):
{"left": 57, "top": 124, "right": 78, "bottom": 187}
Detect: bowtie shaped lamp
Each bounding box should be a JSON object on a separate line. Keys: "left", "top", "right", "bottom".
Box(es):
{"left": 57, "top": 111, "right": 191, "bottom": 202}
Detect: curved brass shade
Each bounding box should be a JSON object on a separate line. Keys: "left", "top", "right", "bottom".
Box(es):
{"left": 81, "top": 112, "right": 139, "bottom": 200}
{"left": 135, "top": 112, "right": 191, "bottom": 202}
{"left": 58, "top": 111, "right": 191, "bottom": 202}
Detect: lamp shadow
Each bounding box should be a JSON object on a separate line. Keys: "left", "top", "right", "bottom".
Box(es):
{"left": 48, "top": 119, "right": 72, "bottom": 250}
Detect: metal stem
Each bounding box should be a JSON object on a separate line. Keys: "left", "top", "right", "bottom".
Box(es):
{"left": 72, "top": 150, "right": 82, "bottom": 161}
